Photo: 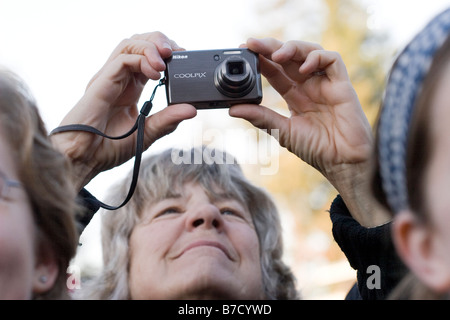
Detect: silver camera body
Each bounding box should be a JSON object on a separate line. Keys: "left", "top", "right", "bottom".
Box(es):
{"left": 164, "top": 48, "right": 263, "bottom": 109}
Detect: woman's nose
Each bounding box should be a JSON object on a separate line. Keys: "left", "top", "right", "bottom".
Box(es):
{"left": 186, "top": 203, "right": 223, "bottom": 231}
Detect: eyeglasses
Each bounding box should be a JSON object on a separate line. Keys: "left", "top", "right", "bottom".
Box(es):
{"left": 0, "top": 171, "right": 21, "bottom": 201}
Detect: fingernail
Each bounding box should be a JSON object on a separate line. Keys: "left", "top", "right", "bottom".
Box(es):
{"left": 162, "top": 42, "right": 172, "bottom": 50}
{"left": 171, "top": 41, "right": 181, "bottom": 50}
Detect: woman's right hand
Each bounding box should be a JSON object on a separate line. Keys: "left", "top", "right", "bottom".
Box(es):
{"left": 51, "top": 32, "right": 197, "bottom": 190}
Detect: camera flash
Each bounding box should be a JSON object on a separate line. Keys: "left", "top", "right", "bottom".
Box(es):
{"left": 223, "top": 50, "right": 242, "bottom": 55}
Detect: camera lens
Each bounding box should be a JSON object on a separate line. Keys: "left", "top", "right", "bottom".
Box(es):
{"left": 227, "top": 61, "right": 244, "bottom": 75}
{"left": 214, "top": 56, "right": 255, "bottom": 97}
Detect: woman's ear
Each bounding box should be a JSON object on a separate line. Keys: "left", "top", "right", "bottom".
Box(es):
{"left": 32, "top": 240, "right": 59, "bottom": 295}
{"left": 392, "top": 210, "right": 450, "bottom": 293}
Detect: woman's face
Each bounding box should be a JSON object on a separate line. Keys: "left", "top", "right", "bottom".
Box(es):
{"left": 0, "top": 131, "right": 36, "bottom": 299}
{"left": 417, "top": 61, "right": 450, "bottom": 290}
{"left": 128, "top": 182, "right": 264, "bottom": 299}
{"left": 425, "top": 62, "right": 450, "bottom": 247}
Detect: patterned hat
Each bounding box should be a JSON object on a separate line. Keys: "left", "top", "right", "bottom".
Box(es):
{"left": 378, "top": 8, "right": 450, "bottom": 213}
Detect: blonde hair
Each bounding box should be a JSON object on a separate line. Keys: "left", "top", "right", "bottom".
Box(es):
{"left": 0, "top": 69, "right": 78, "bottom": 299}
{"left": 77, "top": 146, "right": 299, "bottom": 299}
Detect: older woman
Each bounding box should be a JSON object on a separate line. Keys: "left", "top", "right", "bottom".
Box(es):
{"left": 53, "top": 32, "right": 380, "bottom": 299}
{"left": 76, "top": 146, "right": 298, "bottom": 299}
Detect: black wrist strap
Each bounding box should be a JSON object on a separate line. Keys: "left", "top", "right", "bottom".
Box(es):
{"left": 50, "top": 79, "right": 165, "bottom": 210}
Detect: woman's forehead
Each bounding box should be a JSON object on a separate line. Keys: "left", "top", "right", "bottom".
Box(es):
{"left": 158, "top": 180, "right": 242, "bottom": 202}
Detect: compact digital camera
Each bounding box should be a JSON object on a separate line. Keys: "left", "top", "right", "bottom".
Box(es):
{"left": 164, "top": 48, "right": 263, "bottom": 109}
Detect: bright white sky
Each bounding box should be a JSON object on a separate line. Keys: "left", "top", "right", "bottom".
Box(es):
{"left": 1, "top": 0, "right": 449, "bottom": 270}
{"left": 1, "top": 0, "right": 448, "bottom": 129}
{"left": 1, "top": 0, "right": 448, "bottom": 192}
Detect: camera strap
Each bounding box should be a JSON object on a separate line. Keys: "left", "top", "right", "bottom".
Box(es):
{"left": 50, "top": 79, "right": 165, "bottom": 211}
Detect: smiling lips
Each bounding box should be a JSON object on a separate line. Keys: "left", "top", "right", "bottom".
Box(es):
{"left": 175, "top": 240, "right": 235, "bottom": 261}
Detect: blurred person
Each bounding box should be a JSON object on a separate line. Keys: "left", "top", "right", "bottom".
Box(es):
{"left": 51, "top": 32, "right": 397, "bottom": 299}
{"left": 371, "top": 8, "right": 450, "bottom": 299}
{"left": 0, "top": 69, "right": 79, "bottom": 299}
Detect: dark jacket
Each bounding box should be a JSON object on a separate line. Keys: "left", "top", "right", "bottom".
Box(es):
{"left": 329, "top": 195, "right": 408, "bottom": 299}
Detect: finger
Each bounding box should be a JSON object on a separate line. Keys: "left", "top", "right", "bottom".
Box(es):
{"left": 111, "top": 39, "right": 166, "bottom": 72}
{"left": 271, "top": 40, "right": 323, "bottom": 64}
{"left": 86, "top": 54, "right": 161, "bottom": 102}
{"left": 143, "top": 42, "right": 168, "bottom": 72}
{"left": 90, "top": 32, "right": 181, "bottom": 88}
{"left": 112, "top": 53, "right": 162, "bottom": 81}
{"left": 169, "top": 39, "right": 185, "bottom": 52}
{"left": 229, "top": 104, "right": 289, "bottom": 144}
{"left": 271, "top": 40, "right": 323, "bottom": 85}
{"left": 244, "top": 38, "right": 292, "bottom": 95}
{"left": 106, "top": 39, "right": 166, "bottom": 73}
{"left": 246, "top": 37, "right": 285, "bottom": 59}
{"left": 258, "top": 54, "right": 296, "bottom": 97}
{"left": 90, "top": 39, "right": 167, "bottom": 87}
{"left": 144, "top": 104, "right": 197, "bottom": 146}
{"left": 246, "top": 38, "right": 316, "bottom": 95}
{"left": 299, "top": 50, "right": 350, "bottom": 82}
{"left": 131, "top": 31, "right": 179, "bottom": 54}
{"left": 119, "top": 31, "right": 175, "bottom": 57}
{"left": 108, "top": 32, "right": 180, "bottom": 70}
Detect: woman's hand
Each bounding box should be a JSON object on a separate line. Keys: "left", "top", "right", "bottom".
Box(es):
{"left": 230, "top": 38, "right": 388, "bottom": 226}
{"left": 52, "top": 32, "right": 197, "bottom": 190}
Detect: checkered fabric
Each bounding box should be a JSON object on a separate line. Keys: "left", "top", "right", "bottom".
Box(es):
{"left": 378, "top": 8, "right": 450, "bottom": 213}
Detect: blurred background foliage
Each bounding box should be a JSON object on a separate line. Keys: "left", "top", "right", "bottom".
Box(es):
{"left": 221, "top": 0, "right": 394, "bottom": 299}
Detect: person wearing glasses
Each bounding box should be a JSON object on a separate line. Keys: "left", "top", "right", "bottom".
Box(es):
{"left": 0, "top": 69, "right": 79, "bottom": 299}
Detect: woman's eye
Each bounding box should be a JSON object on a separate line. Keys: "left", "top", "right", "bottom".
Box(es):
{"left": 158, "top": 207, "right": 182, "bottom": 216}
{"left": 221, "top": 208, "right": 239, "bottom": 217}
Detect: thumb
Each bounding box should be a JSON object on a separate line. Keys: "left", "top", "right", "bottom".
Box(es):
{"left": 229, "top": 104, "right": 288, "bottom": 142}
{"left": 144, "top": 104, "right": 197, "bottom": 147}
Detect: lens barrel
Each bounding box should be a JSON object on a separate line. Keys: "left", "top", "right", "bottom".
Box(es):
{"left": 214, "top": 56, "right": 255, "bottom": 97}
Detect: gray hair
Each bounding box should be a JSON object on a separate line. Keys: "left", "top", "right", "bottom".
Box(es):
{"left": 76, "top": 146, "right": 299, "bottom": 299}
